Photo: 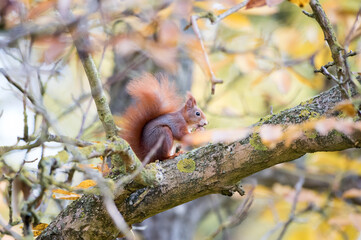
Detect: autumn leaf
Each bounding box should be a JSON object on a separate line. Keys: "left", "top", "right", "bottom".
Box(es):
{"left": 184, "top": 36, "right": 211, "bottom": 78}
{"left": 74, "top": 180, "right": 97, "bottom": 189}
{"left": 78, "top": 164, "right": 99, "bottom": 170}
{"left": 246, "top": 0, "right": 267, "bottom": 9}
{"left": 342, "top": 188, "right": 361, "bottom": 199}
{"left": 158, "top": 20, "right": 180, "bottom": 47}
{"left": 52, "top": 189, "right": 82, "bottom": 200}
{"left": 27, "top": 0, "right": 56, "bottom": 20}
{"left": 246, "top": 0, "right": 285, "bottom": 9}
{"left": 287, "top": 67, "right": 317, "bottom": 89}
{"left": 182, "top": 128, "right": 252, "bottom": 146}
{"left": 288, "top": 0, "right": 310, "bottom": 8}
{"left": 259, "top": 125, "right": 283, "bottom": 148}
{"left": 52, "top": 180, "right": 97, "bottom": 200}
{"left": 33, "top": 223, "right": 49, "bottom": 237}
{"left": 334, "top": 100, "right": 357, "bottom": 117}
{"left": 349, "top": 214, "right": 361, "bottom": 230}
{"left": 272, "top": 69, "right": 292, "bottom": 94}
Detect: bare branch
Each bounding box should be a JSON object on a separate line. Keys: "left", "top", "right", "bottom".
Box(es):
{"left": 344, "top": 7, "right": 361, "bottom": 50}
{"left": 314, "top": 51, "right": 357, "bottom": 73}
{"left": 277, "top": 176, "right": 305, "bottom": 240}
{"left": 206, "top": 186, "right": 254, "bottom": 240}
{"left": 0, "top": 215, "right": 22, "bottom": 240}
{"left": 213, "top": 0, "right": 250, "bottom": 24}
{"left": 190, "top": 15, "right": 223, "bottom": 94}
{"left": 310, "top": 0, "right": 346, "bottom": 81}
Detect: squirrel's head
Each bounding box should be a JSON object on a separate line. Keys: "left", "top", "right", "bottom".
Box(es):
{"left": 183, "top": 93, "right": 208, "bottom": 129}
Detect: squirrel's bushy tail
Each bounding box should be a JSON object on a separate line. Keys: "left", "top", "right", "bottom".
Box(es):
{"left": 120, "top": 74, "right": 182, "bottom": 160}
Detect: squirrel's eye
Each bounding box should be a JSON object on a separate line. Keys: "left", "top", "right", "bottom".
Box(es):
{"left": 196, "top": 112, "right": 200, "bottom": 116}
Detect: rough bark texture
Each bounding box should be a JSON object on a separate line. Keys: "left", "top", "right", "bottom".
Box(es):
{"left": 38, "top": 83, "right": 360, "bottom": 240}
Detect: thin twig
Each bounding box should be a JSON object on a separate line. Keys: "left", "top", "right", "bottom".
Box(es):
{"left": 320, "top": 66, "right": 340, "bottom": 84}
{"left": 344, "top": 7, "right": 361, "bottom": 51}
{"left": 190, "top": 15, "right": 223, "bottom": 94}
{"left": 0, "top": 68, "right": 36, "bottom": 105}
{"left": 314, "top": 51, "right": 357, "bottom": 73}
{"left": 0, "top": 134, "right": 92, "bottom": 155}
{"left": 0, "top": 215, "right": 22, "bottom": 240}
{"left": 277, "top": 176, "right": 305, "bottom": 240}
{"left": 206, "top": 186, "right": 254, "bottom": 240}
{"left": 310, "top": 0, "right": 345, "bottom": 80}
{"left": 302, "top": 10, "right": 315, "bottom": 18}
{"left": 76, "top": 97, "right": 93, "bottom": 139}
{"left": 213, "top": 0, "right": 250, "bottom": 24}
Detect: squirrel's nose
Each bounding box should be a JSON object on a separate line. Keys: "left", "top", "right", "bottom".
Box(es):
{"left": 203, "top": 120, "right": 208, "bottom": 126}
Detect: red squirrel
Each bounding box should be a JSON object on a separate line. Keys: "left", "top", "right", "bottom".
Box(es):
{"left": 120, "top": 74, "right": 208, "bottom": 163}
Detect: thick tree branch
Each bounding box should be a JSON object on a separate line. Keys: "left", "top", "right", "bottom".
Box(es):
{"left": 38, "top": 83, "right": 360, "bottom": 240}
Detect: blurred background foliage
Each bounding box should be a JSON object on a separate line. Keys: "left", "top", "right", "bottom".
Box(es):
{"left": 0, "top": 0, "right": 361, "bottom": 239}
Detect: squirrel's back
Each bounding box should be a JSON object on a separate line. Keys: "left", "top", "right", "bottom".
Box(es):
{"left": 120, "top": 74, "right": 183, "bottom": 160}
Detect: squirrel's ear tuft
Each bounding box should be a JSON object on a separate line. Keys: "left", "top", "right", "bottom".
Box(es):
{"left": 186, "top": 92, "right": 196, "bottom": 108}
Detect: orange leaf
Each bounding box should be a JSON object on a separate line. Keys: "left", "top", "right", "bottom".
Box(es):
{"left": 342, "top": 188, "right": 361, "bottom": 199}
{"left": 27, "top": 0, "right": 56, "bottom": 20}
{"left": 52, "top": 194, "right": 81, "bottom": 200}
{"left": 97, "top": 163, "right": 110, "bottom": 175}
{"left": 334, "top": 101, "right": 357, "bottom": 117}
{"left": 52, "top": 189, "right": 74, "bottom": 195}
{"left": 78, "top": 164, "right": 98, "bottom": 170}
{"left": 74, "top": 180, "right": 97, "bottom": 189}
{"left": 52, "top": 189, "right": 82, "bottom": 200}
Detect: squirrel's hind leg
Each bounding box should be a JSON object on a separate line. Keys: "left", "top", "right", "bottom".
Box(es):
{"left": 144, "top": 126, "right": 174, "bottom": 162}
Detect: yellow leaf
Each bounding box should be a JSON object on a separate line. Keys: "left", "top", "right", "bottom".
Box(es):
{"left": 314, "top": 47, "right": 333, "bottom": 70}
{"left": 288, "top": 0, "right": 310, "bottom": 8}
{"left": 251, "top": 72, "right": 272, "bottom": 87}
{"left": 33, "top": 223, "right": 48, "bottom": 231}
{"left": 287, "top": 67, "right": 322, "bottom": 89}
{"left": 33, "top": 223, "right": 49, "bottom": 236}
{"left": 52, "top": 189, "right": 74, "bottom": 195}
{"left": 217, "top": 11, "right": 250, "bottom": 29}
{"left": 157, "top": 3, "right": 173, "bottom": 20}
{"left": 74, "top": 180, "right": 97, "bottom": 189}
